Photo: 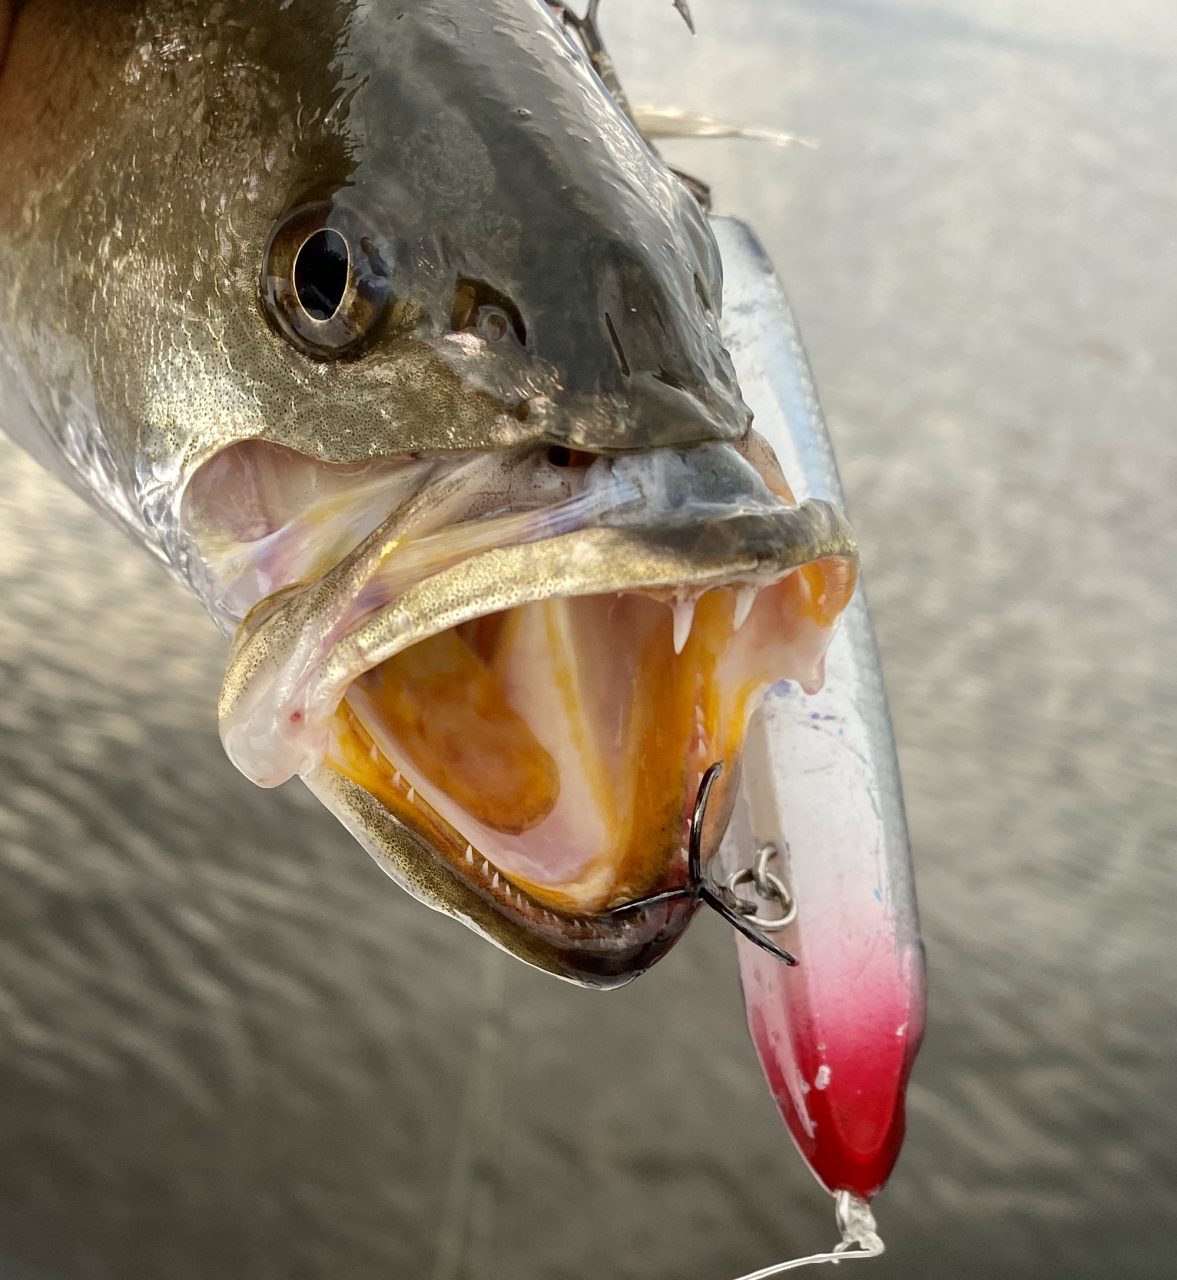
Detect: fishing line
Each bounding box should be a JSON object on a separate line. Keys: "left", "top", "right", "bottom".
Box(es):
{"left": 728, "top": 1192, "right": 885, "bottom": 1279}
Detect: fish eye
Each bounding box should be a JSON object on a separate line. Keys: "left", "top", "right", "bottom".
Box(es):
{"left": 294, "top": 229, "right": 349, "bottom": 321}
{"left": 261, "top": 201, "right": 391, "bottom": 358}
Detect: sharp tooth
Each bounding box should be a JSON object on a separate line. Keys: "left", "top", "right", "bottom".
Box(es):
{"left": 672, "top": 596, "right": 696, "bottom": 655}
{"left": 491, "top": 871, "right": 500, "bottom": 889}
{"left": 465, "top": 844, "right": 474, "bottom": 864}
{"left": 369, "top": 743, "right": 380, "bottom": 764}
{"left": 733, "top": 586, "right": 757, "bottom": 632}
{"left": 406, "top": 785, "right": 416, "bottom": 805}
{"left": 392, "top": 769, "right": 402, "bottom": 787}
{"left": 482, "top": 859, "right": 491, "bottom": 877}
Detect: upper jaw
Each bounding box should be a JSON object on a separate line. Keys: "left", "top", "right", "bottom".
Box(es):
{"left": 217, "top": 448, "right": 855, "bottom": 786}
{"left": 213, "top": 441, "right": 857, "bottom": 985}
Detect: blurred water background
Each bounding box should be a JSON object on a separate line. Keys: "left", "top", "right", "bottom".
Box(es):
{"left": 1, "top": 0, "right": 1175, "bottom": 1276}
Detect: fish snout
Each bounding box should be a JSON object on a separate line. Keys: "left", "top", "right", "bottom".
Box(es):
{"left": 521, "top": 232, "right": 751, "bottom": 454}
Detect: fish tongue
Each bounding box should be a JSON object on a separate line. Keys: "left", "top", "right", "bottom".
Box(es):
{"left": 346, "top": 629, "right": 560, "bottom": 834}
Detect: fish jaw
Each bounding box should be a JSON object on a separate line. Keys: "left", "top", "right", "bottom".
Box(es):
{"left": 207, "top": 441, "right": 857, "bottom": 986}
{"left": 303, "top": 765, "right": 702, "bottom": 988}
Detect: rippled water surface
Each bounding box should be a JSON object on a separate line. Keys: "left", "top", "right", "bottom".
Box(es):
{"left": 2, "top": 1, "right": 1174, "bottom": 1276}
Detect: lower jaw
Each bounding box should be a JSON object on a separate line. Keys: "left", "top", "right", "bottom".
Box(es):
{"left": 321, "top": 572, "right": 829, "bottom": 925}
{"left": 324, "top": 698, "right": 738, "bottom": 934}
{"left": 305, "top": 758, "right": 705, "bottom": 987}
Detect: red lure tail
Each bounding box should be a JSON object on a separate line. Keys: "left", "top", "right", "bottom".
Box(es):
{"left": 738, "top": 931, "right": 925, "bottom": 1199}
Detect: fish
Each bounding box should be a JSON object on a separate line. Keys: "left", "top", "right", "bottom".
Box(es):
{"left": 0, "top": 0, "right": 859, "bottom": 989}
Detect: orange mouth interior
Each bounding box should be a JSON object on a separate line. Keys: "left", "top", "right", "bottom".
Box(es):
{"left": 323, "top": 560, "right": 851, "bottom": 916}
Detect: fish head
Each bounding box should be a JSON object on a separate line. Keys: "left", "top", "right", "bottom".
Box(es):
{"left": 0, "top": 0, "right": 857, "bottom": 985}
{"left": 86, "top": 0, "right": 748, "bottom": 488}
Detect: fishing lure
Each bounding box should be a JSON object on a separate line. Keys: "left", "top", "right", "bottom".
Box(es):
{"left": 0, "top": 0, "right": 924, "bottom": 1271}
{"left": 713, "top": 219, "right": 926, "bottom": 1268}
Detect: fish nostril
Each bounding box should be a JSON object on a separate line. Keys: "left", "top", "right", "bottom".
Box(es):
{"left": 478, "top": 308, "right": 512, "bottom": 343}
{"left": 451, "top": 277, "right": 527, "bottom": 344}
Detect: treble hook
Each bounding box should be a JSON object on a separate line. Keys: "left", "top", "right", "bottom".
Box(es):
{"left": 612, "top": 761, "right": 799, "bottom": 966}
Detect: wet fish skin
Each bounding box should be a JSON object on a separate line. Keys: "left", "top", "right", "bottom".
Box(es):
{"left": 0, "top": 0, "right": 746, "bottom": 572}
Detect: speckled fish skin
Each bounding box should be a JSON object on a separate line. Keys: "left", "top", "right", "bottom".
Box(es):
{"left": 0, "top": 0, "right": 858, "bottom": 985}
{"left": 0, "top": 0, "right": 746, "bottom": 562}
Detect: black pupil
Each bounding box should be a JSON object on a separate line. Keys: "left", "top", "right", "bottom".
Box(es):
{"left": 294, "top": 228, "right": 349, "bottom": 321}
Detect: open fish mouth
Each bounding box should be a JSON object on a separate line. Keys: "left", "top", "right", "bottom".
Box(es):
{"left": 211, "top": 440, "right": 857, "bottom": 984}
